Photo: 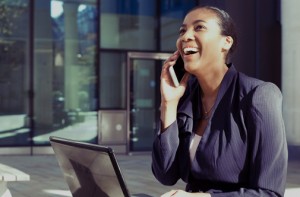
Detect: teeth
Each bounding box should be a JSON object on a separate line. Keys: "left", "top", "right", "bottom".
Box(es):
{"left": 183, "top": 47, "right": 198, "bottom": 55}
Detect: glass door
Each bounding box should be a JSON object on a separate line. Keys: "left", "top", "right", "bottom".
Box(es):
{"left": 0, "top": 0, "right": 30, "bottom": 149}
{"left": 32, "top": 0, "right": 98, "bottom": 147}
{"left": 127, "top": 52, "right": 171, "bottom": 152}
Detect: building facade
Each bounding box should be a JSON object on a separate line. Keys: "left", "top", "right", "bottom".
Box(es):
{"left": 0, "top": 0, "right": 287, "bottom": 155}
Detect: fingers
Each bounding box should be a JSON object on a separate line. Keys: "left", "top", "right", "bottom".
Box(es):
{"left": 160, "top": 190, "right": 178, "bottom": 197}
{"left": 162, "top": 51, "right": 180, "bottom": 71}
{"left": 161, "top": 51, "right": 181, "bottom": 82}
{"left": 164, "top": 51, "right": 179, "bottom": 64}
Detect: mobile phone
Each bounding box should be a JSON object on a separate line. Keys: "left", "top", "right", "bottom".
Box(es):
{"left": 169, "top": 56, "right": 186, "bottom": 87}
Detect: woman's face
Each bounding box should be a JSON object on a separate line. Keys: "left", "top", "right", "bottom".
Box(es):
{"left": 176, "top": 8, "right": 229, "bottom": 73}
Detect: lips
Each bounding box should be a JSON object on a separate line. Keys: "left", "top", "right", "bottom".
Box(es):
{"left": 183, "top": 47, "right": 199, "bottom": 55}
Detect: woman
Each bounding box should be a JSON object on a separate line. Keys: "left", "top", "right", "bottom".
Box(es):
{"left": 152, "top": 6, "right": 288, "bottom": 197}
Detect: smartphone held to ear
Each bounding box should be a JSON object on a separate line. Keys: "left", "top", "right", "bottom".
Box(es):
{"left": 169, "top": 56, "right": 186, "bottom": 87}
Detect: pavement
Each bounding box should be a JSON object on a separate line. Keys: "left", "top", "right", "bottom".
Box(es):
{"left": 0, "top": 153, "right": 299, "bottom": 197}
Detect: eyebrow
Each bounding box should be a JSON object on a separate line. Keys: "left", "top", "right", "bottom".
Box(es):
{"left": 180, "top": 19, "right": 207, "bottom": 28}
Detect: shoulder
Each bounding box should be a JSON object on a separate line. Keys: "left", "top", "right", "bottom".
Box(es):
{"left": 238, "top": 72, "right": 282, "bottom": 100}
{"left": 237, "top": 72, "right": 283, "bottom": 119}
{"left": 238, "top": 72, "right": 263, "bottom": 93}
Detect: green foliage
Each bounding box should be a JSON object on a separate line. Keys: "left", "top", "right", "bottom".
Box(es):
{"left": 0, "top": 0, "right": 27, "bottom": 35}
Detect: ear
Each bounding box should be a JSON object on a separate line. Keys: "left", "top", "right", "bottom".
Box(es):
{"left": 222, "top": 36, "right": 233, "bottom": 51}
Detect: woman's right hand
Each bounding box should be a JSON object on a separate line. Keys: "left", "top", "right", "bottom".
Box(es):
{"left": 160, "top": 51, "right": 190, "bottom": 104}
{"left": 161, "top": 189, "right": 211, "bottom": 197}
{"left": 160, "top": 51, "right": 190, "bottom": 130}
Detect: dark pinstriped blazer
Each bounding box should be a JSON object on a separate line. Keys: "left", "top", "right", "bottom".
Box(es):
{"left": 152, "top": 64, "right": 288, "bottom": 197}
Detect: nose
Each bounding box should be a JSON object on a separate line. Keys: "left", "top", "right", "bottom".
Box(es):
{"left": 181, "top": 28, "right": 194, "bottom": 42}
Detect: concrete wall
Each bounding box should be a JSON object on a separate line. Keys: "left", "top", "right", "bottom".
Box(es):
{"left": 282, "top": 0, "right": 300, "bottom": 146}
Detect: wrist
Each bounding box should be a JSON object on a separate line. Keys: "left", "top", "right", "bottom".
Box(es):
{"left": 160, "top": 101, "right": 178, "bottom": 130}
{"left": 160, "top": 99, "right": 178, "bottom": 109}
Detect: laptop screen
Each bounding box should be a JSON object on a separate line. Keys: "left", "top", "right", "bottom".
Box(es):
{"left": 49, "top": 136, "right": 130, "bottom": 197}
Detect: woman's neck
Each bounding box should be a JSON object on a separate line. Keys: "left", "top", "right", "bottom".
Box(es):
{"left": 196, "top": 63, "right": 228, "bottom": 98}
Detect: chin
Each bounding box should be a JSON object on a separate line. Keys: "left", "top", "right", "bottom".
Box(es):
{"left": 185, "top": 60, "right": 201, "bottom": 70}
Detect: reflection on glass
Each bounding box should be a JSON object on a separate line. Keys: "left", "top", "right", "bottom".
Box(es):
{"left": 99, "top": 52, "right": 126, "bottom": 109}
{"left": 32, "top": 0, "right": 98, "bottom": 145}
{"left": 130, "top": 59, "right": 162, "bottom": 151}
{"left": 0, "top": 0, "right": 30, "bottom": 145}
{"left": 160, "top": 0, "right": 197, "bottom": 51}
{"left": 100, "top": 0, "right": 157, "bottom": 50}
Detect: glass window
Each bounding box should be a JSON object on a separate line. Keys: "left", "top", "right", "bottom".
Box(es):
{"left": 160, "top": 0, "right": 198, "bottom": 51}
{"left": 32, "top": 0, "right": 98, "bottom": 145}
{"left": 0, "top": 0, "right": 30, "bottom": 146}
{"left": 99, "top": 52, "right": 126, "bottom": 109}
{"left": 100, "top": 0, "right": 157, "bottom": 50}
{"left": 129, "top": 58, "right": 163, "bottom": 151}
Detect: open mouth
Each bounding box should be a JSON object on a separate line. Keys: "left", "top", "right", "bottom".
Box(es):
{"left": 183, "top": 47, "right": 199, "bottom": 55}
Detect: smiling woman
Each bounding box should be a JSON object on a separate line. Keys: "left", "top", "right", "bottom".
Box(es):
{"left": 152, "top": 5, "right": 288, "bottom": 197}
{"left": 183, "top": 47, "right": 198, "bottom": 55}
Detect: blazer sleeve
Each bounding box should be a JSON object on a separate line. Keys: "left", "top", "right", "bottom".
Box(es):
{"left": 210, "top": 82, "right": 288, "bottom": 197}
{"left": 151, "top": 120, "right": 181, "bottom": 186}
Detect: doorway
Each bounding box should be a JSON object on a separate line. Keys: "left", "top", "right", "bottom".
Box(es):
{"left": 127, "top": 52, "right": 171, "bottom": 152}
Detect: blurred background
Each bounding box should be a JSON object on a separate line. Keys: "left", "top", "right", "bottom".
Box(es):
{"left": 0, "top": 0, "right": 299, "bottom": 161}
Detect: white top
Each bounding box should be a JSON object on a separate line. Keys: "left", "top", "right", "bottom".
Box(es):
{"left": 189, "top": 133, "right": 202, "bottom": 163}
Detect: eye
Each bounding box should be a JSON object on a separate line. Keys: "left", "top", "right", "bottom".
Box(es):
{"left": 194, "top": 25, "right": 205, "bottom": 31}
{"left": 179, "top": 28, "right": 186, "bottom": 35}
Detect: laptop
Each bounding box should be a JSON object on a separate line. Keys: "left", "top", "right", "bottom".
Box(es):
{"left": 49, "top": 136, "right": 152, "bottom": 197}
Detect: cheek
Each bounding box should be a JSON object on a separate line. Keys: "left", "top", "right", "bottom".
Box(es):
{"left": 203, "top": 38, "right": 222, "bottom": 54}
{"left": 176, "top": 38, "right": 181, "bottom": 50}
